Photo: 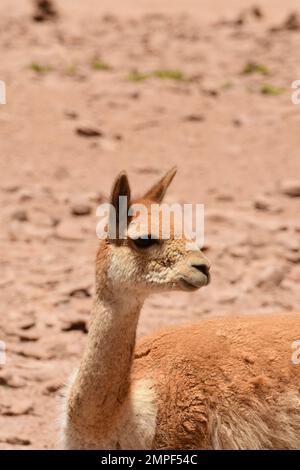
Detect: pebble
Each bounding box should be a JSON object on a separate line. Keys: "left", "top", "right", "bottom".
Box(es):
{"left": 216, "top": 291, "right": 238, "bottom": 304}
{"left": 285, "top": 252, "right": 300, "bottom": 263}
{"left": 61, "top": 317, "right": 88, "bottom": 333}
{"left": 64, "top": 110, "right": 78, "bottom": 120}
{"left": 1, "top": 183, "right": 20, "bottom": 193}
{"left": 1, "top": 400, "right": 34, "bottom": 416}
{"left": 277, "top": 233, "right": 299, "bottom": 252}
{"left": 205, "top": 210, "right": 234, "bottom": 224}
{"left": 10, "top": 209, "right": 28, "bottom": 222}
{"left": 283, "top": 12, "right": 300, "bottom": 31}
{"left": 18, "top": 331, "right": 39, "bottom": 342}
{"left": 242, "top": 353, "right": 255, "bottom": 364}
{"left": 4, "top": 436, "right": 31, "bottom": 446}
{"left": 256, "top": 265, "right": 287, "bottom": 288}
{"left": 252, "top": 6, "right": 263, "bottom": 19}
{"left": 57, "top": 281, "right": 92, "bottom": 299}
{"left": 85, "top": 191, "right": 103, "bottom": 204}
{"left": 76, "top": 125, "right": 103, "bottom": 138}
{"left": 32, "top": 0, "right": 58, "bottom": 22}
{"left": 69, "top": 286, "right": 91, "bottom": 298}
{"left": 280, "top": 180, "right": 300, "bottom": 197}
{"left": 215, "top": 193, "right": 234, "bottom": 202}
{"left": 229, "top": 245, "right": 249, "bottom": 258}
{"left": 43, "top": 380, "right": 62, "bottom": 395}
{"left": 71, "top": 202, "right": 92, "bottom": 217}
{"left": 0, "top": 372, "right": 26, "bottom": 389}
{"left": 183, "top": 114, "right": 205, "bottom": 122}
{"left": 253, "top": 196, "right": 282, "bottom": 213}
{"left": 18, "top": 189, "right": 34, "bottom": 202}
{"left": 232, "top": 116, "right": 246, "bottom": 127}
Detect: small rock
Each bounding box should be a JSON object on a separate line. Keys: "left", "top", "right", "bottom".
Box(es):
{"left": 1, "top": 183, "right": 20, "bottom": 193}
{"left": 11, "top": 209, "right": 28, "bottom": 222}
{"left": 69, "top": 286, "right": 91, "bottom": 298}
{"left": 15, "top": 347, "right": 45, "bottom": 360}
{"left": 57, "top": 280, "right": 92, "bottom": 299}
{"left": 280, "top": 180, "right": 300, "bottom": 197}
{"left": 254, "top": 196, "right": 282, "bottom": 213}
{"left": 285, "top": 252, "right": 300, "bottom": 263}
{"left": 281, "top": 279, "right": 298, "bottom": 291}
{"left": 277, "top": 233, "right": 299, "bottom": 252}
{"left": 0, "top": 372, "right": 25, "bottom": 389}
{"left": 76, "top": 125, "right": 103, "bottom": 138}
{"left": 284, "top": 12, "right": 300, "bottom": 31}
{"left": 232, "top": 117, "right": 243, "bottom": 127}
{"left": 71, "top": 202, "right": 92, "bottom": 217}
{"left": 86, "top": 191, "right": 103, "bottom": 204}
{"left": 229, "top": 245, "right": 249, "bottom": 258}
{"left": 232, "top": 114, "right": 248, "bottom": 127}
{"left": 183, "top": 114, "right": 205, "bottom": 122}
{"left": 20, "top": 319, "right": 36, "bottom": 330}
{"left": 18, "top": 189, "right": 33, "bottom": 202}
{"left": 254, "top": 196, "right": 271, "bottom": 211}
{"left": 4, "top": 436, "right": 31, "bottom": 446}
{"left": 32, "top": 0, "right": 58, "bottom": 22}
{"left": 129, "top": 91, "right": 140, "bottom": 100}
{"left": 202, "top": 88, "right": 219, "bottom": 97}
{"left": 215, "top": 192, "right": 234, "bottom": 202}
{"left": 64, "top": 110, "right": 78, "bottom": 120}
{"left": 206, "top": 210, "right": 234, "bottom": 224}
{"left": 251, "top": 6, "right": 263, "bottom": 19}
{"left": 216, "top": 291, "right": 237, "bottom": 304}
{"left": 1, "top": 400, "right": 34, "bottom": 416}
{"left": 242, "top": 353, "right": 255, "bottom": 364}
{"left": 18, "top": 331, "right": 39, "bottom": 342}
{"left": 62, "top": 318, "right": 88, "bottom": 333}
{"left": 43, "top": 380, "right": 62, "bottom": 395}
{"left": 256, "top": 265, "right": 287, "bottom": 288}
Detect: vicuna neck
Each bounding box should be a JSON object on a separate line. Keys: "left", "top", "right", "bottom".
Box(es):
{"left": 68, "top": 285, "right": 144, "bottom": 440}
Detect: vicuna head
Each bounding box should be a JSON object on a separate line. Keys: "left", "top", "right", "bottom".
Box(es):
{"left": 96, "top": 168, "right": 210, "bottom": 300}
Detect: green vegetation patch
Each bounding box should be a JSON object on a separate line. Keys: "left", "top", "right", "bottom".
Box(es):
{"left": 29, "top": 62, "right": 53, "bottom": 73}
{"left": 242, "top": 62, "right": 270, "bottom": 76}
{"left": 92, "top": 60, "right": 112, "bottom": 71}
{"left": 128, "top": 69, "right": 185, "bottom": 82}
{"left": 127, "top": 71, "right": 151, "bottom": 82}
{"left": 261, "top": 84, "right": 285, "bottom": 96}
{"left": 153, "top": 69, "right": 184, "bottom": 81}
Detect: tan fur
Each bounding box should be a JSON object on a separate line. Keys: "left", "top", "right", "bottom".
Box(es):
{"left": 133, "top": 314, "right": 300, "bottom": 449}
{"left": 60, "top": 169, "right": 300, "bottom": 450}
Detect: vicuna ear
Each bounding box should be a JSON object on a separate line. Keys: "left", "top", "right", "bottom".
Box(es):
{"left": 110, "top": 172, "right": 131, "bottom": 241}
{"left": 143, "top": 167, "right": 177, "bottom": 203}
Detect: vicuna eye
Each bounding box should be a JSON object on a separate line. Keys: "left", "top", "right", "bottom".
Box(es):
{"left": 131, "top": 237, "right": 159, "bottom": 249}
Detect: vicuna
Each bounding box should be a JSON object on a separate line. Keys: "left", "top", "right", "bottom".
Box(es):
{"left": 60, "top": 168, "right": 300, "bottom": 449}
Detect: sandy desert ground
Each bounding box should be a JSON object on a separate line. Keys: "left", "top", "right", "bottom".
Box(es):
{"left": 0, "top": 0, "right": 300, "bottom": 449}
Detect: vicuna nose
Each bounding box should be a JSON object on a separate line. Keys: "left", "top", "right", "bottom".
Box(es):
{"left": 192, "top": 263, "right": 210, "bottom": 278}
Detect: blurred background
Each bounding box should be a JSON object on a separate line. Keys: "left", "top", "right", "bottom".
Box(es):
{"left": 0, "top": 0, "right": 299, "bottom": 449}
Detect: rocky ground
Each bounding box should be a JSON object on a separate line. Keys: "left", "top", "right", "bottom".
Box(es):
{"left": 0, "top": 0, "right": 299, "bottom": 449}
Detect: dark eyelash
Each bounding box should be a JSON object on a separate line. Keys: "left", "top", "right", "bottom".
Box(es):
{"left": 131, "top": 238, "right": 159, "bottom": 249}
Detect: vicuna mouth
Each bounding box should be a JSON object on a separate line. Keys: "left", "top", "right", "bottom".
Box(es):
{"left": 178, "top": 276, "right": 209, "bottom": 291}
